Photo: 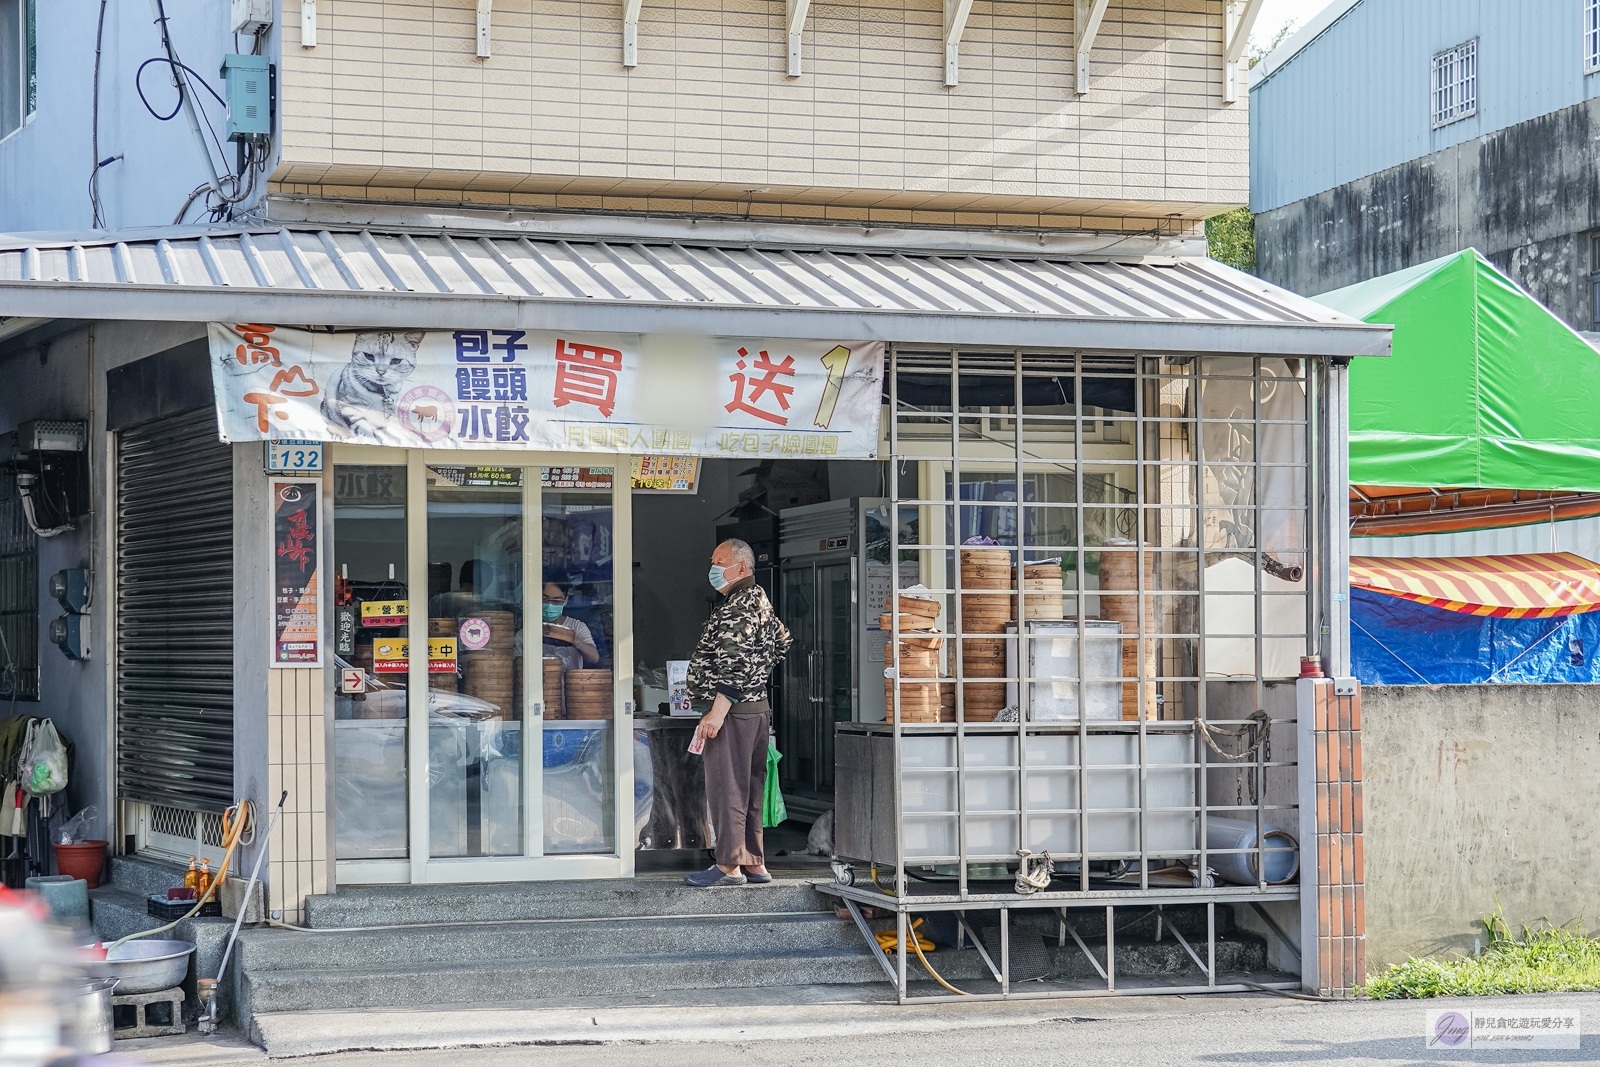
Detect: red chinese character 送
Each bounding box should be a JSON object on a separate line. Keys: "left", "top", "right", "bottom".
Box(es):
{"left": 234, "top": 324, "right": 281, "bottom": 368}
{"left": 552, "top": 338, "right": 623, "bottom": 418}
{"left": 269, "top": 365, "right": 320, "bottom": 397}
{"left": 725, "top": 348, "right": 795, "bottom": 426}
{"left": 242, "top": 391, "right": 289, "bottom": 432}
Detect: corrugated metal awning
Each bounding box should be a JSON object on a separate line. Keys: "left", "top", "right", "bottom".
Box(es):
{"left": 1351, "top": 553, "right": 1600, "bottom": 618}
{"left": 0, "top": 224, "right": 1389, "bottom": 356}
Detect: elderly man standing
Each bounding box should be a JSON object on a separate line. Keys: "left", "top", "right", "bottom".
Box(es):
{"left": 684, "top": 538, "right": 792, "bottom": 887}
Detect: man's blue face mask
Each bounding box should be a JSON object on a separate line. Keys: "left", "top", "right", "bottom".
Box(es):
{"left": 708, "top": 564, "right": 729, "bottom": 591}
{"left": 542, "top": 602, "right": 563, "bottom": 623}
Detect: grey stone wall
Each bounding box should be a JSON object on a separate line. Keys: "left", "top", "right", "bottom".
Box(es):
{"left": 1256, "top": 99, "right": 1600, "bottom": 331}
{"left": 1361, "top": 684, "right": 1600, "bottom": 970}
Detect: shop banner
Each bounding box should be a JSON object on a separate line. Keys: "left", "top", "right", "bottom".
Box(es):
{"left": 272, "top": 479, "right": 322, "bottom": 668}
{"left": 208, "top": 324, "right": 885, "bottom": 458}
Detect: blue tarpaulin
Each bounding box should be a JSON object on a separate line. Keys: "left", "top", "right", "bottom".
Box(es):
{"left": 1351, "top": 587, "right": 1600, "bottom": 685}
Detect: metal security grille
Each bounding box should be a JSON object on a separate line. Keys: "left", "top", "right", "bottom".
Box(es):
{"left": 1430, "top": 39, "right": 1478, "bottom": 129}
{"left": 824, "top": 349, "right": 1317, "bottom": 1001}
{"left": 0, "top": 470, "right": 38, "bottom": 701}
{"left": 116, "top": 408, "right": 234, "bottom": 812}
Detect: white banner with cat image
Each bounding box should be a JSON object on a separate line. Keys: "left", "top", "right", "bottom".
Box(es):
{"left": 208, "top": 323, "right": 885, "bottom": 459}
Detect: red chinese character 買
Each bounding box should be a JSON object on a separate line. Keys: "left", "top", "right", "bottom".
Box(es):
{"left": 242, "top": 391, "right": 289, "bottom": 432}
{"left": 234, "top": 323, "right": 281, "bottom": 368}
{"left": 552, "top": 338, "right": 623, "bottom": 418}
{"left": 269, "top": 365, "right": 320, "bottom": 397}
{"left": 725, "top": 348, "right": 796, "bottom": 426}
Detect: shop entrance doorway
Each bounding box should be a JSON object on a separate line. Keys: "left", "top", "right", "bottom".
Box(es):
{"left": 331, "top": 448, "right": 635, "bottom": 885}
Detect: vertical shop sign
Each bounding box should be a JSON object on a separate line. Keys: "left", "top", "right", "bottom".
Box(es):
{"left": 272, "top": 479, "right": 322, "bottom": 667}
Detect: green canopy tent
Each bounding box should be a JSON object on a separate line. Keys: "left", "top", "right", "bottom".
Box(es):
{"left": 1316, "top": 249, "right": 1600, "bottom": 491}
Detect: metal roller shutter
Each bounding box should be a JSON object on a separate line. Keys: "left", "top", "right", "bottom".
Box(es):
{"left": 116, "top": 408, "right": 234, "bottom": 812}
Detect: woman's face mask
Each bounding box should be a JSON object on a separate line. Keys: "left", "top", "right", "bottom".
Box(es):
{"left": 542, "top": 602, "right": 563, "bottom": 623}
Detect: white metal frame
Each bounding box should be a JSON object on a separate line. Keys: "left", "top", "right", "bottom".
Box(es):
{"left": 333, "top": 447, "right": 634, "bottom": 886}
{"left": 1586, "top": 0, "right": 1600, "bottom": 75}
{"left": 1430, "top": 38, "right": 1478, "bottom": 129}
{"left": 844, "top": 346, "right": 1318, "bottom": 1001}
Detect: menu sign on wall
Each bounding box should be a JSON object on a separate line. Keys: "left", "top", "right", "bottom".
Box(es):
{"left": 272, "top": 479, "right": 322, "bottom": 667}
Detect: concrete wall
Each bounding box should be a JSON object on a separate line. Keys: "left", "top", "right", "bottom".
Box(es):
{"left": 1254, "top": 96, "right": 1600, "bottom": 332}
{"left": 1249, "top": 0, "right": 1600, "bottom": 215}
{"left": 1361, "top": 683, "right": 1600, "bottom": 970}
{"left": 0, "top": 0, "right": 256, "bottom": 232}
{"left": 273, "top": 0, "right": 1247, "bottom": 226}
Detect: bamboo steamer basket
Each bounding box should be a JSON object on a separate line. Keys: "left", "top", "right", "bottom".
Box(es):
{"left": 1012, "top": 577, "right": 1065, "bottom": 621}
{"left": 878, "top": 612, "right": 936, "bottom": 633}
{"left": 564, "top": 669, "right": 614, "bottom": 720}
{"left": 958, "top": 681, "right": 1007, "bottom": 721}
{"left": 542, "top": 656, "right": 565, "bottom": 718}
{"left": 959, "top": 548, "right": 1011, "bottom": 567}
{"left": 889, "top": 594, "right": 942, "bottom": 621}
{"left": 1099, "top": 544, "right": 1158, "bottom": 721}
{"left": 475, "top": 611, "right": 516, "bottom": 651}
{"left": 959, "top": 565, "right": 1012, "bottom": 588}
{"left": 885, "top": 679, "right": 943, "bottom": 722}
{"left": 878, "top": 614, "right": 942, "bottom": 650}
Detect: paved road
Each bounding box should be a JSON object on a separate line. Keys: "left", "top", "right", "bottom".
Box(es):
{"left": 123, "top": 990, "right": 1600, "bottom": 1066}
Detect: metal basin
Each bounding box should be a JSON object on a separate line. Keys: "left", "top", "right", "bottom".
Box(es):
{"left": 87, "top": 939, "right": 194, "bottom": 994}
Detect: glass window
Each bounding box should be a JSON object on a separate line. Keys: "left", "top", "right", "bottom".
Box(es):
{"left": 333, "top": 465, "right": 409, "bottom": 860}
{"left": 0, "top": 0, "right": 35, "bottom": 141}
{"left": 541, "top": 473, "right": 617, "bottom": 855}
{"left": 1431, "top": 39, "right": 1478, "bottom": 129}
{"left": 425, "top": 465, "right": 526, "bottom": 859}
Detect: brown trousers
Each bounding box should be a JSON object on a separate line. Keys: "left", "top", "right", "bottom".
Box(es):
{"left": 703, "top": 702, "right": 770, "bottom": 868}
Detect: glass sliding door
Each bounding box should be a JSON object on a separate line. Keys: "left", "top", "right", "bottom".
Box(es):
{"left": 424, "top": 464, "right": 526, "bottom": 859}
{"left": 332, "top": 448, "right": 634, "bottom": 885}
{"left": 540, "top": 476, "right": 618, "bottom": 856}
{"left": 332, "top": 464, "right": 410, "bottom": 864}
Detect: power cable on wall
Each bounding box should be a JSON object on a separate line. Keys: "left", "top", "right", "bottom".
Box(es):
{"left": 133, "top": 0, "right": 271, "bottom": 224}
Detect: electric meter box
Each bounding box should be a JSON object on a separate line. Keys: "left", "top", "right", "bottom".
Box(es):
{"left": 231, "top": 0, "right": 273, "bottom": 35}
{"left": 221, "top": 53, "right": 272, "bottom": 144}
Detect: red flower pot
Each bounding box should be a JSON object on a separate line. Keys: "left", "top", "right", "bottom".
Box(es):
{"left": 53, "top": 841, "right": 108, "bottom": 889}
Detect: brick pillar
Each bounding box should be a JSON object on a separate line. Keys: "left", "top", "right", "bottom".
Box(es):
{"left": 1297, "top": 677, "right": 1366, "bottom": 996}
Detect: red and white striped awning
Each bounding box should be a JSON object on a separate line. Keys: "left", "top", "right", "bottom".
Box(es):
{"left": 1350, "top": 552, "right": 1600, "bottom": 618}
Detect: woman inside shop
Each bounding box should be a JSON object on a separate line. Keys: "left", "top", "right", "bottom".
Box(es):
{"left": 542, "top": 581, "right": 600, "bottom": 669}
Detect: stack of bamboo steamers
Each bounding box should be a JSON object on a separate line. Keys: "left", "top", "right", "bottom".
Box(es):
{"left": 881, "top": 593, "right": 946, "bottom": 722}
{"left": 954, "top": 548, "right": 1011, "bottom": 721}
{"left": 563, "top": 669, "right": 614, "bottom": 719}
{"left": 463, "top": 611, "right": 517, "bottom": 718}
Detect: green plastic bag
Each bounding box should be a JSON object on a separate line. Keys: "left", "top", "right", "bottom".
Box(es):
{"left": 762, "top": 743, "right": 787, "bottom": 827}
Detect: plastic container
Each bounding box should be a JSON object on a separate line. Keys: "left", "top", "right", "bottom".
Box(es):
{"left": 1205, "top": 816, "right": 1300, "bottom": 886}
{"left": 25, "top": 875, "right": 89, "bottom": 928}
{"left": 52, "top": 841, "right": 107, "bottom": 889}
{"left": 147, "top": 894, "right": 221, "bottom": 921}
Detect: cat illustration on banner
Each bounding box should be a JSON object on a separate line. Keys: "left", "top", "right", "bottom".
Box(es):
{"left": 321, "top": 330, "right": 424, "bottom": 443}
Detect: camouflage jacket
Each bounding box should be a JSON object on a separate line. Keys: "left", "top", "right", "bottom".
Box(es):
{"left": 686, "top": 579, "right": 792, "bottom": 705}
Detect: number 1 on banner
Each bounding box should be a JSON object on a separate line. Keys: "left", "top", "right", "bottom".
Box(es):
{"left": 813, "top": 345, "right": 851, "bottom": 429}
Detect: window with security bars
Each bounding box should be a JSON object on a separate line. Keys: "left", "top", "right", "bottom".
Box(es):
{"left": 872, "top": 350, "right": 1310, "bottom": 897}
{"left": 1588, "top": 0, "right": 1600, "bottom": 75}
{"left": 1431, "top": 39, "right": 1478, "bottom": 129}
{"left": 0, "top": 470, "right": 37, "bottom": 701}
{"left": 0, "top": 0, "right": 35, "bottom": 141}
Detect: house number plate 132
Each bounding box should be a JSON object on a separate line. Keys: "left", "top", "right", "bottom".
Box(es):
{"left": 265, "top": 440, "right": 324, "bottom": 473}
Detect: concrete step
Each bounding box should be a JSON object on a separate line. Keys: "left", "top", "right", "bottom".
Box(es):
{"left": 304, "top": 876, "right": 831, "bottom": 928}
{"left": 105, "top": 854, "right": 193, "bottom": 901}
{"left": 234, "top": 911, "right": 866, "bottom": 972}
{"left": 240, "top": 947, "right": 997, "bottom": 1019}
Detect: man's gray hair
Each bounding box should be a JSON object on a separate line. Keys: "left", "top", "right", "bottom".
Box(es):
{"left": 721, "top": 538, "right": 756, "bottom": 570}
